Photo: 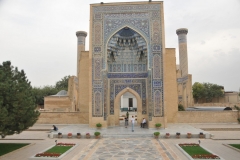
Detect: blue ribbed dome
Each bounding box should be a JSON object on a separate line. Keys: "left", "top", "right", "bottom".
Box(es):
{"left": 118, "top": 27, "right": 135, "bottom": 37}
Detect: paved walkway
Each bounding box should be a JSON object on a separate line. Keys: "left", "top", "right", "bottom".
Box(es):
{"left": 1, "top": 123, "right": 240, "bottom": 160}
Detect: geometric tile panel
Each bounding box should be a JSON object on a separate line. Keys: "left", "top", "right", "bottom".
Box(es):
{"left": 153, "top": 79, "right": 162, "bottom": 88}
{"left": 154, "top": 90, "right": 162, "bottom": 116}
{"left": 110, "top": 79, "right": 146, "bottom": 115}
{"left": 153, "top": 55, "right": 161, "bottom": 79}
{"left": 94, "top": 22, "right": 102, "bottom": 45}
{"left": 94, "top": 91, "right": 102, "bottom": 116}
{"left": 94, "top": 58, "right": 101, "bottom": 80}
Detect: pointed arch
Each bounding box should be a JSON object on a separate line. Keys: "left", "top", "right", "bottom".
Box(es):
{"left": 104, "top": 25, "right": 150, "bottom": 71}
{"left": 114, "top": 87, "right": 143, "bottom": 125}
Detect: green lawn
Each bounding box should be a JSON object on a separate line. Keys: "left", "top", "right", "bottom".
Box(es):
{"left": 0, "top": 143, "right": 30, "bottom": 156}
{"left": 45, "top": 146, "right": 72, "bottom": 154}
{"left": 181, "top": 146, "right": 211, "bottom": 156}
{"left": 229, "top": 144, "right": 240, "bottom": 149}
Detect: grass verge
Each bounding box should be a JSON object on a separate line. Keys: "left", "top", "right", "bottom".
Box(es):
{"left": 0, "top": 143, "right": 29, "bottom": 156}
{"left": 45, "top": 146, "right": 73, "bottom": 154}
{"left": 181, "top": 146, "right": 210, "bottom": 156}
{"left": 229, "top": 144, "right": 240, "bottom": 149}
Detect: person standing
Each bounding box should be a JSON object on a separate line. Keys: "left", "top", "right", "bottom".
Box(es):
{"left": 126, "top": 111, "right": 129, "bottom": 119}
{"left": 125, "top": 117, "right": 128, "bottom": 128}
{"left": 131, "top": 116, "right": 135, "bottom": 132}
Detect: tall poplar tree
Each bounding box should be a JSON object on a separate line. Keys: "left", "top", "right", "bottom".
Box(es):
{"left": 0, "top": 61, "right": 39, "bottom": 138}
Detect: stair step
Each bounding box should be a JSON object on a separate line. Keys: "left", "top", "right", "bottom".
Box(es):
{"left": 102, "top": 134, "right": 152, "bottom": 138}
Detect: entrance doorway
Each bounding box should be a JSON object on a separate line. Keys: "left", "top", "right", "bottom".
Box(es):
{"left": 108, "top": 87, "right": 144, "bottom": 127}
{"left": 120, "top": 92, "right": 137, "bottom": 112}
{"left": 119, "top": 92, "right": 137, "bottom": 126}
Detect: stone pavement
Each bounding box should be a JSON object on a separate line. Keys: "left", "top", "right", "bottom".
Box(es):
{"left": 0, "top": 123, "right": 240, "bottom": 160}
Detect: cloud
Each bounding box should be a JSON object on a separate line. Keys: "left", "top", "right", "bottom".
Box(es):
{"left": 0, "top": 0, "right": 239, "bottom": 91}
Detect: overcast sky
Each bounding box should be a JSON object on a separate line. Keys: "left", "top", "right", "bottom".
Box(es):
{"left": 0, "top": 0, "right": 239, "bottom": 91}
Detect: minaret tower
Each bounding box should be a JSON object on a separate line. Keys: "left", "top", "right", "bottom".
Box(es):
{"left": 176, "top": 28, "right": 188, "bottom": 77}
{"left": 76, "top": 31, "right": 87, "bottom": 76}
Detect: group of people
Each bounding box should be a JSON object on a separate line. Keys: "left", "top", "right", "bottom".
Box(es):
{"left": 125, "top": 112, "right": 147, "bottom": 132}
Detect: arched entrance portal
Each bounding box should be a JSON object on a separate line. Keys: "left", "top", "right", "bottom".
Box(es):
{"left": 111, "top": 87, "right": 144, "bottom": 126}
{"left": 106, "top": 27, "right": 148, "bottom": 127}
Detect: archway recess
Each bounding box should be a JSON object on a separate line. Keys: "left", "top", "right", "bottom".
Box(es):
{"left": 107, "top": 87, "right": 144, "bottom": 126}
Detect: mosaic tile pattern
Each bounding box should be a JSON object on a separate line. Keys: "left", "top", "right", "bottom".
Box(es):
{"left": 110, "top": 79, "right": 146, "bottom": 115}
{"left": 90, "top": 138, "right": 162, "bottom": 160}
{"left": 77, "top": 138, "right": 179, "bottom": 160}
{"left": 91, "top": 3, "right": 164, "bottom": 119}
{"left": 94, "top": 91, "right": 102, "bottom": 116}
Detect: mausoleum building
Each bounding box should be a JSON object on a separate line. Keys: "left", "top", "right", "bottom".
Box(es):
{"left": 44, "top": 1, "right": 194, "bottom": 127}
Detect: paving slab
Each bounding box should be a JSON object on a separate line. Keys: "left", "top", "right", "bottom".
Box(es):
{"left": 1, "top": 123, "right": 240, "bottom": 160}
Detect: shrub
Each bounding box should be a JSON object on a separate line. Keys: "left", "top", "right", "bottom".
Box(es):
{"left": 96, "top": 123, "right": 102, "bottom": 127}
{"left": 94, "top": 132, "right": 101, "bottom": 136}
{"left": 178, "top": 104, "right": 185, "bottom": 111}
{"left": 154, "top": 132, "right": 160, "bottom": 136}
{"left": 155, "top": 123, "right": 161, "bottom": 127}
{"left": 238, "top": 118, "right": 240, "bottom": 123}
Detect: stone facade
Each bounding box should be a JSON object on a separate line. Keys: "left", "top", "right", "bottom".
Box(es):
{"left": 88, "top": 1, "right": 171, "bottom": 127}
{"left": 44, "top": 96, "right": 72, "bottom": 112}
{"left": 41, "top": 1, "right": 236, "bottom": 127}
{"left": 177, "top": 111, "right": 238, "bottom": 123}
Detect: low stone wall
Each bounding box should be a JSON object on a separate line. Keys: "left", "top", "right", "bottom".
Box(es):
{"left": 194, "top": 103, "right": 240, "bottom": 108}
{"left": 177, "top": 111, "right": 238, "bottom": 123}
{"left": 36, "top": 112, "right": 89, "bottom": 124}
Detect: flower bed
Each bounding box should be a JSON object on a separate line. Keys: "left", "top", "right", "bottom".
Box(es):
{"left": 178, "top": 143, "right": 221, "bottom": 159}
{"left": 56, "top": 143, "right": 75, "bottom": 146}
{"left": 35, "top": 153, "right": 61, "bottom": 157}
{"left": 30, "top": 143, "right": 77, "bottom": 160}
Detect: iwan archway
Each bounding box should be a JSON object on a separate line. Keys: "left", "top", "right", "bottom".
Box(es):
{"left": 106, "top": 27, "right": 148, "bottom": 126}
{"left": 89, "top": 2, "right": 171, "bottom": 129}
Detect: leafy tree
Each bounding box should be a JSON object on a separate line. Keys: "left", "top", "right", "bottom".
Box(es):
{"left": 0, "top": 61, "right": 40, "bottom": 138}
{"left": 178, "top": 104, "right": 185, "bottom": 111}
{"left": 203, "top": 83, "right": 224, "bottom": 102}
{"left": 192, "top": 82, "right": 205, "bottom": 103}
{"left": 192, "top": 82, "right": 224, "bottom": 103}
{"left": 55, "top": 75, "right": 70, "bottom": 91}
{"left": 31, "top": 75, "right": 70, "bottom": 106}
{"left": 32, "top": 86, "right": 58, "bottom": 105}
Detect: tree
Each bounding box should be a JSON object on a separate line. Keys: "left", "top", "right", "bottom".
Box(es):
{"left": 55, "top": 75, "right": 70, "bottom": 91}
{"left": 32, "top": 86, "right": 58, "bottom": 106}
{"left": 203, "top": 83, "right": 224, "bottom": 102}
{"left": 192, "top": 82, "right": 205, "bottom": 103}
{"left": 192, "top": 82, "right": 224, "bottom": 103}
{"left": 0, "top": 61, "right": 39, "bottom": 138}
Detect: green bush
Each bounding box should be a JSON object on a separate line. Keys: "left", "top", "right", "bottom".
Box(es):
{"left": 96, "top": 123, "right": 102, "bottom": 127}
{"left": 178, "top": 104, "right": 185, "bottom": 111}
{"left": 155, "top": 123, "right": 161, "bottom": 128}
{"left": 94, "top": 132, "right": 101, "bottom": 136}
{"left": 154, "top": 132, "right": 160, "bottom": 136}
{"left": 237, "top": 118, "right": 240, "bottom": 123}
